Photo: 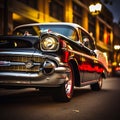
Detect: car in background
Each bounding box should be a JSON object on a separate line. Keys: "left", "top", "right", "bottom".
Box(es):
{"left": 0, "top": 22, "right": 108, "bottom": 102}
{"left": 112, "top": 63, "right": 120, "bottom": 77}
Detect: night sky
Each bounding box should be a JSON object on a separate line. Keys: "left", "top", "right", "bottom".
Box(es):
{"left": 101, "top": 0, "right": 120, "bottom": 23}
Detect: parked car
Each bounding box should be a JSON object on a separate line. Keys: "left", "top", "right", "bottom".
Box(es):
{"left": 0, "top": 22, "right": 108, "bottom": 102}
{"left": 112, "top": 63, "right": 120, "bottom": 77}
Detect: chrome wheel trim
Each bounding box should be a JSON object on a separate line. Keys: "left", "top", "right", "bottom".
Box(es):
{"left": 98, "top": 77, "right": 103, "bottom": 88}
{"left": 65, "top": 65, "right": 73, "bottom": 98}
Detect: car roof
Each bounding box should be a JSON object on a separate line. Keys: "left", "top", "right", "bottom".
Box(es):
{"left": 13, "top": 22, "right": 89, "bottom": 34}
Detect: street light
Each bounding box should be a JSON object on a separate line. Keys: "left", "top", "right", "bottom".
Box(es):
{"left": 89, "top": 3, "right": 102, "bottom": 15}
{"left": 114, "top": 45, "right": 120, "bottom": 50}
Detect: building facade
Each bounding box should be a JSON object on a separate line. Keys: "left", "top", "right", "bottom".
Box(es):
{"left": 113, "top": 23, "right": 120, "bottom": 66}
{"left": 0, "top": 0, "right": 113, "bottom": 65}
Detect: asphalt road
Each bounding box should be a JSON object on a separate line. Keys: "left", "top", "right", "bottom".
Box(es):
{"left": 0, "top": 77, "right": 120, "bottom": 120}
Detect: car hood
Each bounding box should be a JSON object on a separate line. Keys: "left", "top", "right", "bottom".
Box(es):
{"left": 0, "top": 35, "right": 39, "bottom": 49}
{"left": 0, "top": 35, "right": 41, "bottom": 57}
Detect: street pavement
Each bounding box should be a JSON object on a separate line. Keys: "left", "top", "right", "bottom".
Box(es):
{"left": 0, "top": 77, "right": 120, "bottom": 120}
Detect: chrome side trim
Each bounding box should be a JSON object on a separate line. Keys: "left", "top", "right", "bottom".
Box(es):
{"left": 0, "top": 51, "right": 35, "bottom": 56}
{"left": 0, "top": 61, "right": 41, "bottom": 66}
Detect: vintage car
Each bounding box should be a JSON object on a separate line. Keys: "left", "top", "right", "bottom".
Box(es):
{"left": 0, "top": 22, "right": 108, "bottom": 102}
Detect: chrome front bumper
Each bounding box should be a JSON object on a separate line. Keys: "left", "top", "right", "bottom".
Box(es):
{"left": 0, "top": 66, "right": 70, "bottom": 87}
{"left": 0, "top": 51, "right": 71, "bottom": 87}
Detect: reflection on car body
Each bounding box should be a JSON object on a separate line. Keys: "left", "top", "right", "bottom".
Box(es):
{"left": 0, "top": 22, "right": 108, "bottom": 102}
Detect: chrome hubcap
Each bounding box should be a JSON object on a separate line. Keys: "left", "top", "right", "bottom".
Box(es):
{"left": 99, "top": 77, "right": 103, "bottom": 87}
{"left": 65, "top": 66, "right": 73, "bottom": 98}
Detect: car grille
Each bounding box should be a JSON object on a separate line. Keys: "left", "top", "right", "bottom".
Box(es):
{"left": 0, "top": 56, "right": 44, "bottom": 72}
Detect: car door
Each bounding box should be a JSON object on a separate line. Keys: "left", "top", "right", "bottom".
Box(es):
{"left": 79, "top": 29, "right": 97, "bottom": 83}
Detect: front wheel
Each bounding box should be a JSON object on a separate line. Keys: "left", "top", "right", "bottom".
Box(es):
{"left": 52, "top": 63, "right": 74, "bottom": 102}
{"left": 90, "top": 76, "right": 103, "bottom": 91}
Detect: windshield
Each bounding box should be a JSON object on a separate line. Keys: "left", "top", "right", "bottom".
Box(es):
{"left": 13, "top": 25, "right": 78, "bottom": 41}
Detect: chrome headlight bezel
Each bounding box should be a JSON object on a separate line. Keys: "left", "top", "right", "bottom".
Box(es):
{"left": 40, "top": 35, "right": 59, "bottom": 52}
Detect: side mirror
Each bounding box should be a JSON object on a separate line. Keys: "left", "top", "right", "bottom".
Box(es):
{"left": 83, "top": 37, "right": 89, "bottom": 47}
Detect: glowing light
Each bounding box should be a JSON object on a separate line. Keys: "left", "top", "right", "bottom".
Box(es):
{"left": 114, "top": 45, "right": 120, "bottom": 50}
{"left": 89, "top": 4, "right": 96, "bottom": 13}
{"left": 95, "top": 3, "right": 102, "bottom": 11}
{"left": 89, "top": 3, "right": 102, "bottom": 15}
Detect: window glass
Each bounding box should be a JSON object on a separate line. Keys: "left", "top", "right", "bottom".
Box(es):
{"left": 49, "top": 0, "right": 64, "bottom": 21}
{"left": 99, "top": 22, "right": 104, "bottom": 42}
{"left": 13, "top": 25, "right": 79, "bottom": 41}
{"left": 13, "top": 26, "right": 40, "bottom": 36}
{"left": 81, "top": 30, "right": 95, "bottom": 50}
{"left": 73, "top": 1, "right": 82, "bottom": 25}
{"left": 88, "top": 14, "right": 96, "bottom": 38}
{"left": 17, "top": 0, "right": 38, "bottom": 10}
{"left": 41, "top": 25, "right": 78, "bottom": 41}
{"left": 106, "top": 28, "right": 111, "bottom": 45}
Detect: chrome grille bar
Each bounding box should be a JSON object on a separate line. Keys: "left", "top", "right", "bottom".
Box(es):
{"left": 0, "top": 55, "right": 44, "bottom": 72}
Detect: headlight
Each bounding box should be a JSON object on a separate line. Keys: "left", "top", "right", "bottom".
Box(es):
{"left": 40, "top": 36, "right": 59, "bottom": 52}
